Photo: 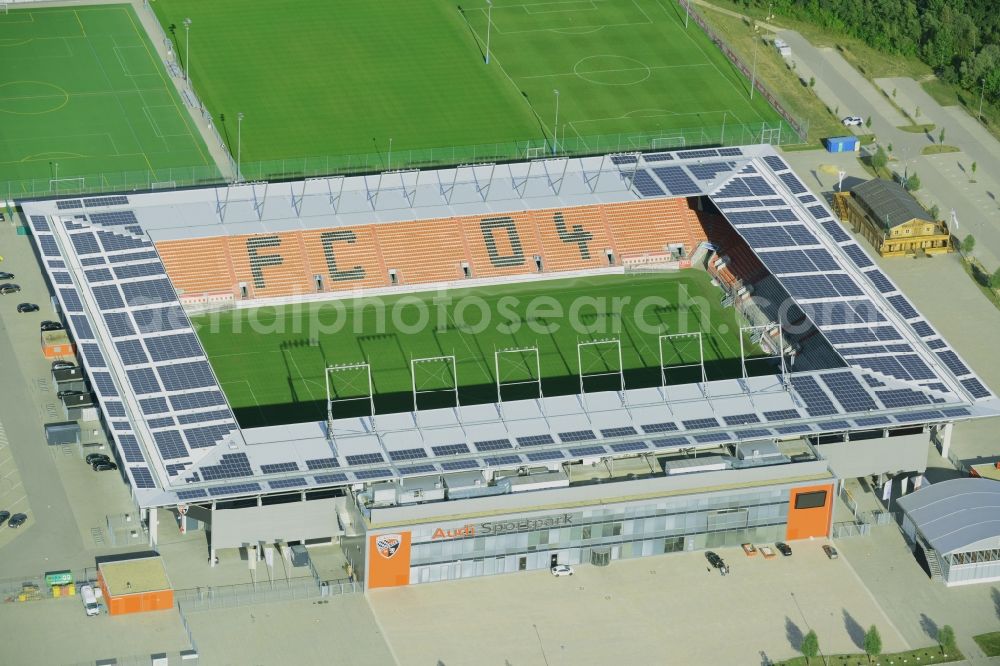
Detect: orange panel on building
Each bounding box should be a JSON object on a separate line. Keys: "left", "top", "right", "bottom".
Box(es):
{"left": 785, "top": 484, "right": 834, "bottom": 540}
{"left": 367, "top": 532, "right": 411, "bottom": 589}
{"left": 97, "top": 556, "right": 174, "bottom": 616}
{"left": 41, "top": 330, "right": 75, "bottom": 359}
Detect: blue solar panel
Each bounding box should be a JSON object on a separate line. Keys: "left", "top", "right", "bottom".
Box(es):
{"left": 59, "top": 287, "right": 83, "bottom": 312}
{"left": 828, "top": 274, "right": 864, "bottom": 297}
{"left": 742, "top": 176, "right": 776, "bottom": 196}
{"left": 261, "top": 462, "right": 300, "bottom": 474}
{"left": 726, "top": 210, "right": 779, "bottom": 226}
{"left": 821, "top": 221, "right": 851, "bottom": 242}
{"left": 157, "top": 361, "right": 217, "bottom": 391}
{"left": 631, "top": 170, "right": 665, "bottom": 197}
{"left": 715, "top": 178, "right": 753, "bottom": 198}
{"left": 688, "top": 162, "right": 734, "bottom": 181}
{"left": 641, "top": 422, "right": 677, "bottom": 433}
{"left": 525, "top": 450, "right": 565, "bottom": 462}
{"left": 113, "top": 262, "right": 166, "bottom": 280}
{"left": 121, "top": 279, "right": 176, "bottom": 306}
{"left": 600, "top": 426, "right": 637, "bottom": 438}
{"left": 854, "top": 416, "right": 891, "bottom": 427}
{"left": 92, "top": 285, "right": 124, "bottom": 310}
{"left": 346, "top": 453, "right": 385, "bottom": 465}
{"left": 81, "top": 343, "right": 106, "bottom": 368}
{"left": 207, "top": 482, "right": 261, "bottom": 497}
{"left": 145, "top": 333, "right": 203, "bottom": 362}
{"left": 692, "top": 432, "right": 729, "bottom": 444}
{"left": 568, "top": 445, "right": 606, "bottom": 457}
{"left": 740, "top": 226, "right": 797, "bottom": 248}
{"left": 104, "top": 401, "right": 126, "bottom": 417}
{"left": 70, "top": 233, "right": 101, "bottom": 255}
{"left": 558, "top": 431, "right": 595, "bottom": 444}
{"left": 113, "top": 421, "right": 132, "bottom": 432}
{"left": 130, "top": 467, "right": 156, "bottom": 489}
{"left": 56, "top": 199, "right": 83, "bottom": 210}
{"left": 114, "top": 339, "right": 148, "bottom": 365}
{"left": 484, "top": 454, "right": 523, "bottom": 466}
{"left": 609, "top": 441, "right": 649, "bottom": 453}
{"left": 354, "top": 468, "right": 393, "bottom": 479}
{"left": 681, "top": 417, "right": 719, "bottom": 430}
{"left": 51, "top": 271, "right": 73, "bottom": 286}
{"left": 67, "top": 315, "right": 93, "bottom": 340}
{"left": 763, "top": 155, "right": 788, "bottom": 172}
{"left": 38, "top": 235, "right": 61, "bottom": 257}
{"left": 177, "top": 489, "right": 208, "bottom": 500}
{"left": 651, "top": 436, "right": 689, "bottom": 448}
{"left": 314, "top": 473, "right": 348, "bottom": 484}
{"left": 127, "top": 367, "right": 161, "bottom": 394}
{"left": 169, "top": 390, "right": 227, "bottom": 411}
{"left": 778, "top": 172, "right": 807, "bottom": 194}
{"left": 652, "top": 166, "right": 701, "bottom": 195}
{"left": 677, "top": 149, "right": 718, "bottom": 159}
{"left": 398, "top": 464, "right": 437, "bottom": 475}
{"left": 438, "top": 459, "right": 479, "bottom": 470}
{"left": 911, "top": 320, "right": 934, "bottom": 337}
{"left": 723, "top": 413, "right": 760, "bottom": 426}
{"left": 305, "top": 458, "right": 339, "bottom": 470}
{"left": 109, "top": 250, "right": 159, "bottom": 263}
{"left": 48, "top": 259, "right": 67, "bottom": 269}
{"left": 96, "top": 230, "right": 148, "bottom": 252}
{"left": 894, "top": 410, "right": 943, "bottom": 423}
{"left": 863, "top": 270, "right": 895, "bottom": 294}
{"left": 101, "top": 311, "right": 135, "bottom": 337}
{"left": 961, "top": 377, "right": 991, "bottom": 399}
{"left": 268, "top": 477, "right": 308, "bottom": 490}
{"left": 790, "top": 375, "right": 839, "bottom": 416}
{"left": 431, "top": 443, "right": 470, "bottom": 456}
{"left": 799, "top": 194, "right": 817, "bottom": 204}
{"left": 783, "top": 274, "right": 840, "bottom": 299}
{"left": 201, "top": 453, "right": 254, "bottom": 481}
{"left": 717, "top": 147, "right": 743, "bottom": 156}
{"left": 876, "top": 389, "right": 930, "bottom": 408}
{"left": 133, "top": 305, "right": 189, "bottom": 333}
{"left": 184, "top": 424, "right": 237, "bottom": 448}
{"left": 941, "top": 407, "right": 970, "bottom": 417}
{"left": 807, "top": 250, "right": 839, "bottom": 272}
{"left": 514, "top": 435, "right": 552, "bottom": 447}
{"left": 388, "top": 448, "right": 428, "bottom": 461}
{"left": 153, "top": 431, "right": 188, "bottom": 460}
{"left": 819, "top": 372, "right": 878, "bottom": 412}
{"left": 642, "top": 152, "right": 673, "bottom": 162}
{"left": 177, "top": 409, "right": 231, "bottom": 425}
{"left": 897, "top": 354, "right": 936, "bottom": 380}
{"left": 885, "top": 295, "right": 918, "bottom": 320}
{"left": 84, "top": 195, "right": 129, "bottom": 208}
{"left": 148, "top": 416, "right": 176, "bottom": 429}
{"left": 926, "top": 339, "right": 946, "bottom": 350}
{"left": 841, "top": 243, "right": 874, "bottom": 268}
{"left": 611, "top": 154, "right": 639, "bottom": 164}
{"left": 775, "top": 424, "right": 813, "bottom": 434}
{"left": 139, "top": 397, "right": 169, "bottom": 414}
{"left": 763, "top": 409, "right": 800, "bottom": 421}
{"left": 738, "top": 429, "right": 772, "bottom": 438}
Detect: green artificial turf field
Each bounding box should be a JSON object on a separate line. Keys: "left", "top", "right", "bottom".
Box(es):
{"left": 192, "top": 272, "right": 760, "bottom": 427}
{"left": 151, "top": 0, "right": 793, "bottom": 174}
{"left": 0, "top": 4, "right": 216, "bottom": 196}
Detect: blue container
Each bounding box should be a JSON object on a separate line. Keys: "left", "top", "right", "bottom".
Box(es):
{"left": 824, "top": 136, "right": 859, "bottom": 153}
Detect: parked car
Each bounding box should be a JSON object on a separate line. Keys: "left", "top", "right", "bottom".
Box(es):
{"left": 80, "top": 584, "right": 101, "bottom": 617}
{"left": 57, "top": 389, "right": 84, "bottom": 399}
{"left": 8, "top": 513, "right": 27, "bottom": 528}
{"left": 17, "top": 303, "right": 39, "bottom": 313}
{"left": 776, "top": 542, "right": 792, "bottom": 557}
{"left": 92, "top": 461, "right": 118, "bottom": 472}
{"left": 51, "top": 360, "right": 76, "bottom": 370}
{"left": 550, "top": 564, "right": 574, "bottom": 577}
{"left": 0, "top": 271, "right": 13, "bottom": 280}
{"left": 705, "top": 551, "right": 729, "bottom": 574}
{"left": 40, "top": 320, "right": 64, "bottom": 332}
{"left": 823, "top": 544, "right": 839, "bottom": 559}
{"left": 841, "top": 115, "right": 863, "bottom": 126}
{"left": 85, "top": 453, "right": 110, "bottom": 465}
{"left": 0, "top": 284, "right": 21, "bottom": 295}
{"left": 0, "top": 510, "right": 9, "bottom": 524}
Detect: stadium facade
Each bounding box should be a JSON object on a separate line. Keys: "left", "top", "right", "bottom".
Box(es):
{"left": 18, "top": 144, "right": 998, "bottom": 589}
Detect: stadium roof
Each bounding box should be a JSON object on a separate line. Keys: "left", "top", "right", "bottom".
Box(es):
{"left": 897, "top": 478, "right": 1000, "bottom": 555}
{"left": 19, "top": 144, "right": 999, "bottom": 506}
{"left": 849, "top": 178, "right": 932, "bottom": 229}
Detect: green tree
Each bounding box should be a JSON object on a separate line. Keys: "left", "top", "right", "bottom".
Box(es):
{"left": 939, "top": 127, "right": 946, "bottom": 144}
{"left": 892, "top": 87, "right": 897, "bottom": 98}
{"left": 937, "top": 624, "right": 956, "bottom": 654}
{"left": 991, "top": 268, "right": 1000, "bottom": 290}
{"left": 887, "top": 142, "right": 893, "bottom": 154}
{"left": 871, "top": 146, "right": 888, "bottom": 171}
{"left": 801, "top": 629, "right": 820, "bottom": 664}
{"left": 961, "top": 234, "right": 976, "bottom": 255}
{"left": 864, "top": 625, "right": 883, "bottom": 663}
{"left": 866, "top": 115, "right": 872, "bottom": 128}
{"left": 915, "top": 106, "right": 921, "bottom": 119}
{"left": 971, "top": 161, "right": 978, "bottom": 182}
{"left": 929, "top": 204, "right": 940, "bottom": 219}
{"left": 809, "top": 76, "right": 816, "bottom": 88}
{"left": 906, "top": 172, "right": 921, "bottom": 191}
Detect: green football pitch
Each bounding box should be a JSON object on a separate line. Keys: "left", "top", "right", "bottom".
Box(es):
{"left": 0, "top": 4, "right": 216, "bottom": 195}
{"left": 192, "top": 272, "right": 761, "bottom": 427}
{"left": 151, "top": 0, "right": 793, "bottom": 172}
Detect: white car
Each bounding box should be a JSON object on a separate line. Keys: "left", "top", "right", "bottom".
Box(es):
{"left": 842, "top": 115, "right": 864, "bottom": 127}
{"left": 551, "top": 564, "right": 574, "bottom": 577}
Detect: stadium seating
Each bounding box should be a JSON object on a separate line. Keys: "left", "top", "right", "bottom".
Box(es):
{"left": 156, "top": 198, "right": 713, "bottom": 301}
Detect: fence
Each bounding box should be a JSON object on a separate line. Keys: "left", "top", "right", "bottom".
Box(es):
{"left": 171, "top": 575, "right": 358, "bottom": 612}
{"left": 676, "top": 0, "right": 809, "bottom": 143}
{"left": 832, "top": 521, "right": 871, "bottom": 539}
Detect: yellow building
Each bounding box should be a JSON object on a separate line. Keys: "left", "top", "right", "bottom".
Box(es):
{"left": 832, "top": 179, "right": 952, "bottom": 257}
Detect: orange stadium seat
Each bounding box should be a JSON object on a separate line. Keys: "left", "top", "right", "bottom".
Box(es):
{"left": 156, "top": 237, "right": 233, "bottom": 297}
{"left": 531, "top": 205, "right": 615, "bottom": 272}
{"left": 460, "top": 211, "right": 543, "bottom": 278}
{"left": 375, "top": 218, "right": 468, "bottom": 285}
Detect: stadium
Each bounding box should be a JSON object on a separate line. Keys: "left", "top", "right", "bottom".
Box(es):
{"left": 3, "top": 0, "right": 997, "bottom": 593}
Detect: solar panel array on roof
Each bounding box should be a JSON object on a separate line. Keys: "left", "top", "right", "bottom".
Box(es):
{"left": 682, "top": 417, "right": 719, "bottom": 430}
{"left": 631, "top": 170, "right": 664, "bottom": 197}
{"left": 723, "top": 413, "right": 760, "bottom": 426}
{"left": 441, "top": 459, "right": 479, "bottom": 470}
{"left": 130, "top": 467, "right": 156, "bottom": 489}
{"left": 525, "top": 450, "right": 565, "bottom": 462}
{"left": 145, "top": 333, "right": 203, "bottom": 362}
{"left": 513, "top": 435, "right": 551, "bottom": 448}
{"left": 484, "top": 454, "right": 524, "bottom": 466}
{"left": 789, "top": 375, "right": 839, "bottom": 416}
{"left": 388, "top": 447, "right": 428, "bottom": 461}
{"left": 820, "top": 372, "right": 878, "bottom": 412}
{"left": 89, "top": 210, "right": 138, "bottom": 226}
{"left": 477, "top": 438, "right": 514, "bottom": 451}
{"left": 432, "top": 443, "right": 470, "bottom": 456}
{"left": 399, "top": 464, "right": 437, "bottom": 476}
{"left": 346, "top": 453, "right": 384, "bottom": 465}
{"left": 84, "top": 195, "right": 129, "bottom": 208}
{"left": 641, "top": 422, "right": 677, "bottom": 433}
{"left": 208, "top": 483, "right": 261, "bottom": 497}
{"left": 569, "top": 445, "right": 606, "bottom": 457}
{"left": 305, "top": 458, "right": 339, "bottom": 470}
{"left": 652, "top": 166, "right": 700, "bottom": 195}
{"left": 157, "top": 361, "right": 217, "bottom": 391}
{"left": 201, "top": 453, "right": 254, "bottom": 481}
{"left": 610, "top": 441, "right": 649, "bottom": 453}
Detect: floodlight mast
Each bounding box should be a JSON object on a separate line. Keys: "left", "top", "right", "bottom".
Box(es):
{"left": 485, "top": 0, "right": 493, "bottom": 65}
{"left": 183, "top": 18, "right": 192, "bottom": 82}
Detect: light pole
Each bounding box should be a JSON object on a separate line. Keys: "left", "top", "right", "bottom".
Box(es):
{"left": 237, "top": 112, "right": 244, "bottom": 183}
{"left": 750, "top": 35, "right": 759, "bottom": 100}
{"left": 183, "top": 18, "right": 191, "bottom": 82}
{"left": 552, "top": 89, "right": 560, "bottom": 155}
{"left": 388, "top": 137, "right": 393, "bottom": 171}
{"left": 485, "top": 0, "right": 493, "bottom": 65}
{"left": 978, "top": 78, "right": 986, "bottom": 122}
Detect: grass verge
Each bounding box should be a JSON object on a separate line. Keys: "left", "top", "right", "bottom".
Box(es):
{"left": 973, "top": 631, "right": 1000, "bottom": 657}
{"left": 775, "top": 645, "right": 963, "bottom": 665}
{"left": 921, "top": 145, "right": 960, "bottom": 155}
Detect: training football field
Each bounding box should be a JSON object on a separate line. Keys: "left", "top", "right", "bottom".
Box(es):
{"left": 192, "top": 273, "right": 758, "bottom": 427}
{"left": 151, "top": 0, "right": 792, "bottom": 172}
{"left": 0, "top": 5, "right": 216, "bottom": 195}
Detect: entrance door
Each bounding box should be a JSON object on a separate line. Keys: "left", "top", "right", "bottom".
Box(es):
{"left": 518, "top": 556, "right": 527, "bottom": 571}
{"left": 550, "top": 553, "right": 559, "bottom": 567}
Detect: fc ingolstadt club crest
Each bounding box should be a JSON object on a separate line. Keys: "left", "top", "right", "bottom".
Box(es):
{"left": 376, "top": 534, "right": 402, "bottom": 559}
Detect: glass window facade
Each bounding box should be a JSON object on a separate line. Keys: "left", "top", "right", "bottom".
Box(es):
{"left": 406, "top": 487, "right": 791, "bottom": 585}
{"left": 943, "top": 547, "right": 1000, "bottom": 585}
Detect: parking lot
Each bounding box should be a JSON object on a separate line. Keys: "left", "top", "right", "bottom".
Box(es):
{"left": 369, "top": 542, "right": 907, "bottom": 665}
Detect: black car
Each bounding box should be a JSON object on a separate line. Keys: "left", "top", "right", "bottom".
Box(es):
{"left": 0, "top": 272, "right": 13, "bottom": 280}
{"left": 0, "top": 510, "right": 9, "bottom": 524}
{"left": 92, "top": 461, "right": 118, "bottom": 472}
{"left": 776, "top": 542, "right": 792, "bottom": 557}
{"left": 705, "top": 551, "right": 729, "bottom": 574}
{"left": 0, "top": 284, "right": 21, "bottom": 295}
{"left": 57, "top": 389, "right": 84, "bottom": 399}
{"left": 17, "top": 303, "right": 39, "bottom": 313}
{"left": 51, "top": 360, "right": 76, "bottom": 370}
{"left": 8, "top": 513, "right": 27, "bottom": 528}
{"left": 40, "top": 321, "right": 64, "bottom": 332}
{"left": 85, "top": 453, "right": 111, "bottom": 465}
